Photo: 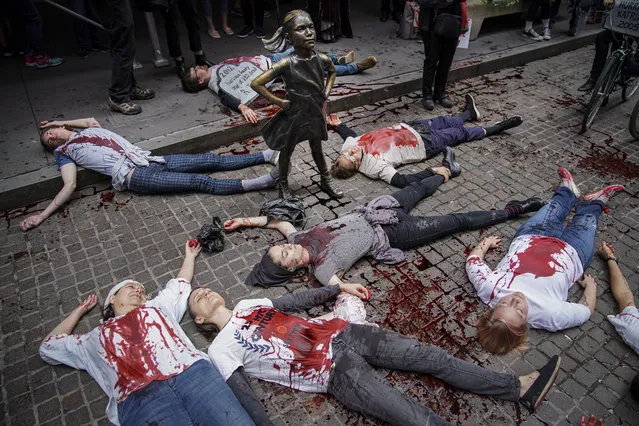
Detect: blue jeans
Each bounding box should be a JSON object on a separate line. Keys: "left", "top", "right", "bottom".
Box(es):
{"left": 127, "top": 152, "right": 265, "bottom": 195}
{"left": 514, "top": 186, "right": 604, "bottom": 269}
{"left": 328, "top": 325, "right": 519, "bottom": 426}
{"left": 118, "top": 360, "right": 255, "bottom": 426}
{"left": 272, "top": 48, "right": 359, "bottom": 76}
{"left": 409, "top": 116, "right": 486, "bottom": 151}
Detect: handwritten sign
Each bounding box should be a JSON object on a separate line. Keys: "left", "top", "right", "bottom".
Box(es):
{"left": 216, "top": 61, "right": 265, "bottom": 106}
{"left": 604, "top": 0, "right": 639, "bottom": 38}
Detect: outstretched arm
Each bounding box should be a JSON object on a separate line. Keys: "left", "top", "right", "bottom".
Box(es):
{"left": 20, "top": 163, "right": 78, "bottom": 231}
{"left": 327, "top": 114, "right": 358, "bottom": 140}
{"left": 177, "top": 240, "right": 202, "bottom": 283}
{"left": 44, "top": 294, "right": 97, "bottom": 341}
{"left": 223, "top": 217, "right": 297, "bottom": 238}
{"left": 227, "top": 367, "right": 274, "bottom": 426}
{"left": 40, "top": 117, "right": 101, "bottom": 129}
{"left": 599, "top": 241, "right": 635, "bottom": 310}
{"left": 272, "top": 283, "right": 369, "bottom": 312}
{"left": 250, "top": 62, "right": 290, "bottom": 109}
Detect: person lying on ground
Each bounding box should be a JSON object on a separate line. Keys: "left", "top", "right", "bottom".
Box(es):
{"left": 181, "top": 48, "right": 377, "bottom": 123}
{"left": 466, "top": 168, "right": 625, "bottom": 354}
{"left": 598, "top": 241, "right": 639, "bottom": 355}
{"left": 187, "top": 282, "right": 562, "bottom": 425}
{"left": 20, "top": 118, "right": 278, "bottom": 231}
{"left": 39, "top": 241, "right": 255, "bottom": 426}
{"left": 328, "top": 95, "right": 523, "bottom": 186}
{"left": 225, "top": 173, "right": 543, "bottom": 288}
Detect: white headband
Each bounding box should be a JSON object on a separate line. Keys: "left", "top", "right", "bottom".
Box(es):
{"left": 104, "top": 279, "right": 143, "bottom": 310}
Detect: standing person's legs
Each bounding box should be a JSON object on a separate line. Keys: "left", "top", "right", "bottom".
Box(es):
{"left": 328, "top": 325, "right": 520, "bottom": 426}
{"left": 389, "top": 175, "right": 446, "bottom": 213}
{"left": 69, "top": 0, "right": 90, "bottom": 50}
{"left": 176, "top": 0, "right": 203, "bottom": 54}
{"left": 161, "top": 3, "right": 183, "bottom": 59}
{"left": 162, "top": 152, "right": 267, "bottom": 173}
{"left": 421, "top": 30, "right": 440, "bottom": 98}
{"left": 557, "top": 200, "right": 603, "bottom": 269}
{"left": 106, "top": 0, "right": 135, "bottom": 104}
{"left": 240, "top": 0, "right": 254, "bottom": 32}
{"left": 253, "top": 0, "right": 265, "bottom": 32}
{"left": 513, "top": 186, "right": 577, "bottom": 240}
{"left": 433, "top": 37, "right": 458, "bottom": 100}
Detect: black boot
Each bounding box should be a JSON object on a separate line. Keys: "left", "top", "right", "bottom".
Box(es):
{"left": 578, "top": 77, "right": 596, "bottom": 92}
{"left": 422, "top": 95, "right": 435, "bottom": 110}
{"left": 175, "top": 58, "right": 186, "bottom": 78}
{"left": 457, "top": 94, "right": 481, "bottom": 122}
{"left": 484, "top": 116, "right": 523, "bottom": 136}
{"left": 309, "top": 140, "right": 344, "bottom": 199}
{"left": 278, "top": 176, "right": 294, "bottom": 199}
{"left": 435, "top": 93, "right": 454, "bottom": 109}
{"left": 505, "top": 197, "right": 544, "bottom": 216}
{"left": 441, "top": 147, "right": 461, "bottom": 178}
{"left": 422, "top": 60, "right": 434, "bottom": 110}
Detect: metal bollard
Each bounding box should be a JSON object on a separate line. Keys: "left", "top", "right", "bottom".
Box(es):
{"left": 144, "top": 12, "right": 169, "bottom": 68}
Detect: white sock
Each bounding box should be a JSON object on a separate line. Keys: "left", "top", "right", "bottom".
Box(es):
{"left": 262, "top": 149, "right": 278, "bottom": 164}
{"left": 525, "top": 21, "right": 533, "bottom": 32}
{"left": 542, "top": 19, "right": 550, "bottom": 29}
{"left": 242, "top": 174, "right": 277, "bottom": 191}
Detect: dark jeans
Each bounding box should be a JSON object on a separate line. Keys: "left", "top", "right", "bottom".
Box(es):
{"left": 590, "top": 29, "right": 619, "bottom": 80}
{"left": 527, "top": 0, "right": 551, "bottom": 20}
{"left": 242, "top": 0, "right": 264, "bottom": 29}
{"left": 514, "top": 186, "right": 603, "bottom": 269}
{"left": 328, "top": 324, "right": 520, "bottom": 426}
{"left": 161, "top": 0, "right": 202, "bottom": 59}
{"left": 118, "top": 360, "right": 255, "bottom": 425}
{"left": 127, "top": 152, "right": 265, "bottom": 195}
{"left": 4, "top": 0, "right": 43, "bottom": 55}
{"left": 381, "top": 178, "right": 510, "bottom": 250}
{"left": 421, "top": 29, "right": 458, "bottom": 98}
{"left": 105, "top": 0, "right": 136, "bottom": 102}
{"left": 407, "top": 116, "right": 486, "bottom": 151}
{"left": 70, "top": 0, "right": 103, "bottom": 49}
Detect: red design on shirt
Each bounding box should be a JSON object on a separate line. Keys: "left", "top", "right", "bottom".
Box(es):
{"left": 237, "top": 307, "right": 348, "bottom": 385}
{"left": 100, "top": 306, "right": 194, "bottom": 400}
{"left": 489, "top": 236, "right": 569, "bottom": 302}
{"left": 357, "top": 126, "right": 418, "bottom": 156}
{"left": 61, "top": 134, "right": 125, "bottom": 154}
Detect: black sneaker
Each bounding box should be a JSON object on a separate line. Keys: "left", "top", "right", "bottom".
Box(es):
{"left": 441, "top": 147, "right": 461, "bottom": 178}
{"left": 462, "top": 94, "right": 481, "bottom": 121}
{"left": 77, "top": 47, "right": 89, "bottom": 58}
{"left": 436, "top": 93, "right": 454, "bottom": 109}
{"left": 505, "top": 197, "right": 544, "bottom": 214}
{"left": 237, "top": 26, "right": 254, "bottom": 38}
{"left": 578, "top": 77, "right": 596, "bottom": 92}
{"left": 130, "top": 87, "right": 155, "bottom": 101}
{"left": 255, "top": 27, "right": 266, "bottom": 39}
{"left": 495, "top": 116, "right": 523, "bottom": 132}
{"left": 519, "top": 355, "right": 561, "bottom": 412}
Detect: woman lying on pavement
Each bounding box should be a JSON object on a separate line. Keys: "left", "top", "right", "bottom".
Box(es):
{"left": 39, "top": 241, "right": 254, "bottom": 426}
{"left": 225, "top": 174, "right": 543, "bottom": 288}
{"left": 466, "top": 168, "right": 625, "bottom": 354}
{"left": 20, "top": 118, "right": 278, "bottom": 231}
{"left": 187, "top": 280, "right": 562, "bottom": 425}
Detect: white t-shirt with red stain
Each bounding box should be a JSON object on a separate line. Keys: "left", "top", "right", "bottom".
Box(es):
{"left": 39, "top": 279, "right": 207, "bottom": 425}
{"left": 608, "top": 306, "right": 639, "bottom": 355}
{"left": 208, "top": 298, "right": 349, "bottom": 393}
{"left": 466, "top": 235, "right": 591, "bottom": 332}
{"left": 341, "top": 123, "right": 426, "bottom": 184}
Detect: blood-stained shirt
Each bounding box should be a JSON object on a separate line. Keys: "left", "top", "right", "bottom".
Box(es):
{"left": 340, "top": 123, "right": 426, "bottom": 184}
{"left": 608, "top": 306, "right": 639, "bottom": 355}
{"left": 39, "top": 278, "right": 207, "bottom": 425}
{"left": 466, "top": 235, "right": 591, "bottom": 332}
{"left": 53, "top": 127, "right": 164, "bottom": 191}
{"left": 208, "top": 298, "right": 348, "bottom": 393}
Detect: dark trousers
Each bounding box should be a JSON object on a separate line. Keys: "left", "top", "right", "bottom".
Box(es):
{"left": 161, "top": 0, "right": 202, "bottom": 59}
{"left": 4, "top": 0, "right": 44, "bottom": 55}
{"left": 381, "top": 178, "right": 510, "bottom": 250}
{"left": 527, "top": 0, "right": 552, "bottom": 20}
{"left": 590, "top": 29, "right": 619, "bottom": 80}
{"left": 421, "top": 30, "right": 458, "bottom": 98}
{"left": 70, "top": 0, "right": 104, "bottom": 49}
{"left": 328, "top": 324, "right": 520, "bottom": 426}
{"left": 242, "top": 0, "right": 264, "bottom": 29}
{"left": 105, "top": 0, "right": 136, "bottom": 103}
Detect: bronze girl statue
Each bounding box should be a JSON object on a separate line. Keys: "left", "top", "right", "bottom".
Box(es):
{"left": 250, "top": 9, "right": 343, "bottom": 199}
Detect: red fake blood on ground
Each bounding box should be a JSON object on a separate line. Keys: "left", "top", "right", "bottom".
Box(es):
{"left": 488, "top": 236, "right": 567, "bottom": 302}
{"left": 236, "top": 308, "right": 348, "bottom": 386}
{"left": 578, "top": 144, "right": 639, "bottom": 180}
{"left": 357, "top": 126, "right": 418, "bottom": 155}
{"left": 463, "top": 246, "right": 473, "bottom": 256}
{"left": 100, "top": 306, "right": 196, "bottom": 400}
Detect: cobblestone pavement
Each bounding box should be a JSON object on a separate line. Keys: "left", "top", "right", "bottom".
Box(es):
{"left": 2, "top": 46, "right": 639, "bottom": 426}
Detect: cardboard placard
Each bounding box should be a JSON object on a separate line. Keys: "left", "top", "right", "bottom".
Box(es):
{"left": 216, "top": 61, "right": 265, "bottom": 106}
{"left": 604, "top": 0, "right": 639, "bottom": 38}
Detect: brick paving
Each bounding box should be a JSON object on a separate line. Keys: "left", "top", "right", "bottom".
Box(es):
{"left": 1, "top": 46, "right": 639, "bottom": 425}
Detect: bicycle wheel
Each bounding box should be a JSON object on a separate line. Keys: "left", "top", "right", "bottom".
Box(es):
{"left": 581, "top": 52, "right": 623, "bottom": 133}
{"left": 622, "top": 75, "right": 639, "bottom": 101}
{"left": 629, "top": 99, "right": 639, "bottom": 139}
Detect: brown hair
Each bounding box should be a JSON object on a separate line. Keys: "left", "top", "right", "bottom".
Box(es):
{"left": 477, "top": 309, "right": 528, "bottom": 355}
{"left": 186, "top": 289, "right": 219, "bottom": 341}
{"left": 330, "top": 156, "right": 357, "bottom": 179}
{"left": 39, "top": 126, "right": 66, "bottom": 151}
{"left": 181, "top": 67, "right": 208, "bottom": 93}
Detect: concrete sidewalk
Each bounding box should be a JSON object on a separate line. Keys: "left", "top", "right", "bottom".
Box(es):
{"left": 0, "top": 0, "right": 602, "bottom": 210}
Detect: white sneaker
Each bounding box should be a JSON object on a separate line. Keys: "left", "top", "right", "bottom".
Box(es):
{"left": 543, "top": 28, "right": 551, "bottom": 40}
{"left": 523, "top": 29, "right": 543, "bottom": 41}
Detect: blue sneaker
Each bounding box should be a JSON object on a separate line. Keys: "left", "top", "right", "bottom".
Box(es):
{"left": 35, "top": 55, "right": 64, "bottom": 69}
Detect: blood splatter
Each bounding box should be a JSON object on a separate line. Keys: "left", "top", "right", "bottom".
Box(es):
{"left": 356, "top": 126, "right": 418, "bottom": 156}
{"left": 578, "top": 144, "right": 639, "bottom": 180}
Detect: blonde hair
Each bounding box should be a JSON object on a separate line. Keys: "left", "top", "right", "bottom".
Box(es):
{"left": 477, "top": 309, "right": 529, "bottom": 355}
